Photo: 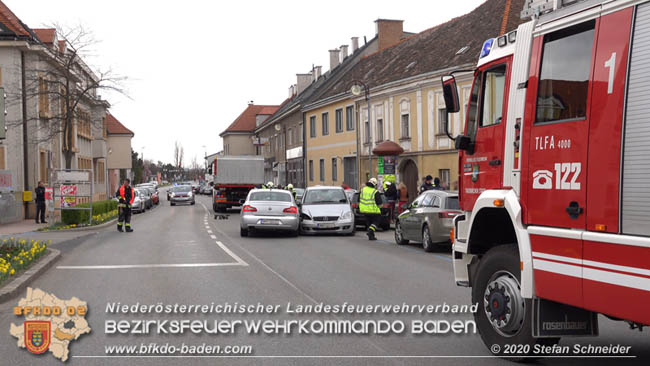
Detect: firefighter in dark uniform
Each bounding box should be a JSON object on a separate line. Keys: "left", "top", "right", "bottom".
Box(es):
{"left": 359, "top": 177, "right": 383, "bottom": 241}
{"left": 116, "top": 178, "right": 135, "bottom": 232}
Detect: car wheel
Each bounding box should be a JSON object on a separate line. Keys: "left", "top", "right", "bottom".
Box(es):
{"left": 240, "top": 228, "right": 248, "bottom": 237}
{"left": 394, "top": 220, "right": 409, "bottom": 245}
{"left": 290, "top": 230, "right": 299, "bottom": 237}
{"left": 171, "top": 202, "right": 175, "bottom": 206}
{"left": 472, "top": 245, "right": 560, "bottom": 360}
{"left": 191, "top": 201, "right": 195, "bottom": 205}
{"left": 422, "top": 225, "right": 435, "bottom": 252}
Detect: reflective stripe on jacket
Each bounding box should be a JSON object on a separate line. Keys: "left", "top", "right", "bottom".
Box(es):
{"left": 359, "top": 186, "right": 381, "bottom": 214}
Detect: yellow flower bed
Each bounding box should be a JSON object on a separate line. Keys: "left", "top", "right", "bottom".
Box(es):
{"left": 0, "top": 238, "right": 49, "bottom": 284}
{"left": 38, "top": 209, "right": 119, "bottom": 232}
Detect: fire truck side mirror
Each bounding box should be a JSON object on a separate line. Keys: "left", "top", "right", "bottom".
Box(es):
{"left": 441, "top": 76, "right": 460, "bottom": 114}
{"left": 455, "top": 135, "right": 474, "bottom": 154}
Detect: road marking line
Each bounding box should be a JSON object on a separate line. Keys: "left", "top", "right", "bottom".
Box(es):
{"left": 57, "top": 263, "right": 243, "bottom": 269}
{"left": 207, "top": 230, "right": 212, "bottom": 234}
{"left": 216, "top": 241, "right": 248, "bottom": 266}
{"left": 210, "top": 234, "right": 217, "bottom": 239}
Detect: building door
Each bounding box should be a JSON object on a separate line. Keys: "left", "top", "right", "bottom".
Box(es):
{"left": 400, "top": 159, "right": 418, "bottom": 203}
{"left": 343, "top": 157, "right": 357, "bottom": 190}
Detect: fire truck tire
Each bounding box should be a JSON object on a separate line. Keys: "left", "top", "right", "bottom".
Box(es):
{"left": 472, "top": 245, "right": 559, "bottom": 360}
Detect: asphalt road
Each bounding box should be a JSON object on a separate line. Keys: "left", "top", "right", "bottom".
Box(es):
{"left": 0, "top": 191, "right": 647, "bottom": 366}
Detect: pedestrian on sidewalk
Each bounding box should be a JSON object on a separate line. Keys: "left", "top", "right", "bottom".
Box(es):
{"left": 116, "top": 178, "right": 135, "bottom": 232}
{"left": 384, "top": 181, "right": 397, "bottom": 223}
{"left": 34, "top": 182, "right": 47, "bottom": 224}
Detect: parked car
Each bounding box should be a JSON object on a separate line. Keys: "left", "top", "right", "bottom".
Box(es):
{"left": 200, "top": 184, "right": 212, "bottom": 195}
{"left": 136, "top": 188, "right": 153, "bottom": 209}
{"left": 131, "top": 190, "right": 146, "bottom": 213}
{"left": 149, "top": 188, "right": 159, "bottom": 205}
{"left": 299, "top": 186, "right": 354, "bottom": 235}
{"left": 348, "top": 189, "right": 392, "bottom": 230}
{"left": 394, "top": 190, "right": 461, "bottom": 251}
{"left": 240, "top": 189, "right": 299, "bottom": 237}
{"left": 170, "top": 185, "right": 195, "bottom": 206}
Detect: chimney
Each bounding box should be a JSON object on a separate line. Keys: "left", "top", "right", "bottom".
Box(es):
{"left": 314, "top": 66, "right": 322, "bottom": 80}
{"left": 288, "top": 85, "right": 295, "bottom": 98}
{"left": 375, "top": 19, "right": 404, "bottom": 51}
{"left": 340, "top": 45, "right": 349, "bottom": 61}
{"left": 329, "top": 49, "right": 341, "bottom": 70}
{"left": 296, "top": 73, "right": 313, "bottom": 94}
{"left": 351, "top": 37, "right": 359, "bottom": 52}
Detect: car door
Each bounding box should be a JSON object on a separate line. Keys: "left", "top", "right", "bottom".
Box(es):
{"left": 413, "top": 193, "right": 435, "bottom": 241}
{"left": 402, "top": 194, "right": 426, "bottom": 239}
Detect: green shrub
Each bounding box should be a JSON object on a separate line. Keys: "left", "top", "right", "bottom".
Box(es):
{"left": 61, "top": 199, "right": 118, "bottom": 225}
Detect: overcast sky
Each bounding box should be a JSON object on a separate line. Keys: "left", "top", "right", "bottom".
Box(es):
{"left": 6, "top": 0, "right": 485, "bottom": 166}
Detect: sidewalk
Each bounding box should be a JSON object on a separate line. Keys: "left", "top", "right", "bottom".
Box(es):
{"left": 0, "top": 220, "right": 45, "bottom": 235}
{"left": 0, "top": 219, "right": 105, "bottom": 246}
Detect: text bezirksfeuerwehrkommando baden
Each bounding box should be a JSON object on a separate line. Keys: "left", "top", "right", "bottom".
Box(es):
{"left": 105, "top": 302, "right": 477, "bottom": 315}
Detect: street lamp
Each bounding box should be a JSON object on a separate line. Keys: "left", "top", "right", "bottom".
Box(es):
{"left": 350, "top": 80, "right": 372, "bottom": 181}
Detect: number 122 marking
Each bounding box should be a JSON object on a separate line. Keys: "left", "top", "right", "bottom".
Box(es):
{"left": 554, "top": 163, "right": 581, "bottom": 191}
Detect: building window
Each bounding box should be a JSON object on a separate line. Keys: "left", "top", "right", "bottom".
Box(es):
{"left": 299, "top": 123, "right": 303, "bottom": 142}
{"left": 322, "top": 112, "right": 329, "bottom": 136}
{"left": 439, "top": 169, "right": 450, "bottom": 189}
{"left": 38, "top": 77, "right": 50, "bottom": 117}
{"left": 376, "top": 118, "right": 384, "bottom": 142}
{"left": 319, "top": 159, "right": 325, "bottom": 182}
{"left": 346, "top": 106, "right": 355, "bottom": 131}
{"left": 332, "top": 158, "right": 338, "bottom": 181}
{"left": 0, "top": 146, "right": 5, "bottom": 169}
{"left": 335, "top": 109, "right": 343, "bottom": 133}
{"left": 401, "top": 114, "right": 410, "bottom": 138}
{"left": 309, "top": 160, "right": 314, "bottom": 181}
{"left": 437, "top": 109, "right": 448, "bottom": 135}
{"left": 310, "top": 116, "right": 316, "bottom": 138}
{"left": 287, "top": 128, "right": 292, "bottom": 146}
{"left": 536, "top": 20, "right": 595, "bottom": 124}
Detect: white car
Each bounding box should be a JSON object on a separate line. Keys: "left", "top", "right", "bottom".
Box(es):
{"left": 299, "top": 186, "right": 354, "bottom": 235}
{"left": 240, "top": 189, "right": 299, "bottom": 237}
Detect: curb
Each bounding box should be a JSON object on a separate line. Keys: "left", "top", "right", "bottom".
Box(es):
{"left": 0, "top": 248, "right": 61, "bottom": 303}
{"left": 39, "top": 217, "right": 118, "bottom": 233}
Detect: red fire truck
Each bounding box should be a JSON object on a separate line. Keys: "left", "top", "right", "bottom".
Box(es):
{"left": 442, "top": 0, "right": 650, "bottom": 357}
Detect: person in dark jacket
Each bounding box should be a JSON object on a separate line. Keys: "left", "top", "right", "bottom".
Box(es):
{"left": 384, "top": 181, "right": 398, "bottom": 223}
{"left": 34, "top": 181, "right": 47, "bottom": 224}
{"left": 433, "top": 177, "right": 443, "bottom": 190}
{"left": 116, "top": 178, "right": 135, "bottom": 232}
{"left": 420, "top": 175, "right": 435, "bottom": 193}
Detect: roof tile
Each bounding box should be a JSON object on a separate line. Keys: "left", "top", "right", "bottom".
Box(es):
{"left": 106, "top": 113, "right": 134, "bottom": 136}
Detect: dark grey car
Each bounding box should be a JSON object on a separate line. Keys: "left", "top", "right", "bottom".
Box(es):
{"left": 394, "top": 190, "right": 461, "bottom": 251}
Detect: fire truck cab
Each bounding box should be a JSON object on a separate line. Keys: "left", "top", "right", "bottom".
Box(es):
{"left": 442, "top": 0, "right": 650, "bottom": 357}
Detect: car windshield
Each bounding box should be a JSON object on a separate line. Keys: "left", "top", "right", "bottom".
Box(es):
{"left": 174, "top": 186, "right": 191, "bottom": 193}
{"left": 446, "top": 197, "right": 460, "bottom": 210}
{"left": 304, "top": 189, "right": 347, "bottom": 204}
{"left": 249, "top": 191, "right": 292, "bottom": 202}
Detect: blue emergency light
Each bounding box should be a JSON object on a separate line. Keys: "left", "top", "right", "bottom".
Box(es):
{"left": 480, "top": 38, "right": 494, "bottom": 58}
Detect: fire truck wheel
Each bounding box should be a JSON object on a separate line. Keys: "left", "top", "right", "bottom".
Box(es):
{"left": 472, "top": 245, "right": 559, "bottom": 360}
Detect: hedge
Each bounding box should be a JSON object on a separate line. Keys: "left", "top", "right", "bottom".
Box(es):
{"left": 61, "top": 199, "right": 118, "bottom": 225}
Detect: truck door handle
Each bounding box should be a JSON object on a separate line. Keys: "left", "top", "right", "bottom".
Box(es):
{"left": 489, "top": 159, "right": 501, "bottom": 166}
{"left": 565, "top": 201, "right": 583, "bottom": 219}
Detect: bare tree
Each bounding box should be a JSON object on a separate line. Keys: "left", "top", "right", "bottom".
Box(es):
{"left": 173, "top": 140, "right": 184, "bottom": 168}
{"left": 6, "top": 24, "right": 127, "bottom": 169}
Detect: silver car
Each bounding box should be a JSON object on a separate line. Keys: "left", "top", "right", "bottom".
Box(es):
{"left": 131, "top": 190, "right": 146, "bottom": 213}
{"left": 169, "top": 185, "right": 195, "bottom": 206}
{"left": 299, "top": 186, "right": 354, "bottom": 235}
{"left": 240, "top": 189, "right": 299, "bottom": 237}
{"left": 394, "top": 190, "right": 461, "bottom": 251}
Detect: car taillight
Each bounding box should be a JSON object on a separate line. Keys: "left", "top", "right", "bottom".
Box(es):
{"left": 439, "top": 211, "right": 459, "bottom": 219}
{"left": 242, "top": 205, "right": 257, "bottom": 212}
{"left": 283, "top": 206, "right": 298, "bottom": 214}
{"left": 351, "top": 203, "right": 359, "bottom": 208}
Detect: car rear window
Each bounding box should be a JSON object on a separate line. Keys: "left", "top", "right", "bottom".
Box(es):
{"left": 446, "top": 197, "right": 460, "bottom": 210}
{"left": 249, "top": 191, "right": 292, "bottom": 202}
{"left": 174, "top": 186, "right": 191, "bottom": 192}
